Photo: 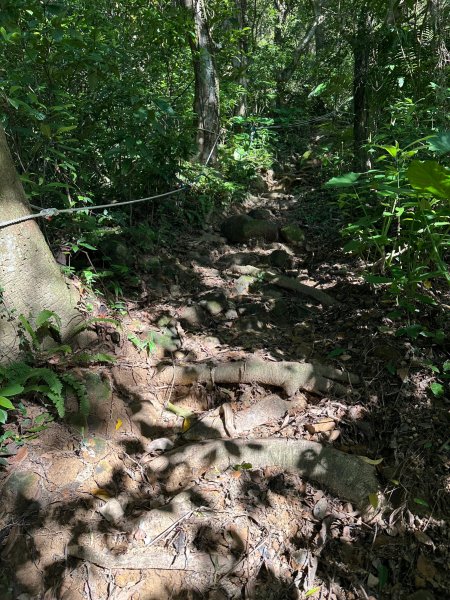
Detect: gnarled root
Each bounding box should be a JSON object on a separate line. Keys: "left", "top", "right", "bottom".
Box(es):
{"left": 152, "top": 357, "right": 359, "bottom": 396}
{"left": 148, "top": 438, "right": 381, "bottom": 512}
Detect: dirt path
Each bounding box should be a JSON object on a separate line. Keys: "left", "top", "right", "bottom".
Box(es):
{"left": 0, "top": 184, "right": 448, "bottom": 600}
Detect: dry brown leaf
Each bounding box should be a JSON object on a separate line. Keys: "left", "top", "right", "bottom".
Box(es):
{"left": 7, "top": 446, "right": 28, "bottom": 465}
{"left": 416, "top": 554, "right": 437, "bottom": 581}
{"left": 414, "top": 531, "right": 435, "bottom": 548}
{"left": 397, "top": 367, "right": 409, "bottom": 382}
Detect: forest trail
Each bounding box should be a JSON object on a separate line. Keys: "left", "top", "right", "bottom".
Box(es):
{"left": 1, "top": 178, "right": 448, "bottom": 600}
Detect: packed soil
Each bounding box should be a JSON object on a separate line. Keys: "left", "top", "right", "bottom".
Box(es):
{"left": 0, "top": 176, "right": 449, "bottom": 600}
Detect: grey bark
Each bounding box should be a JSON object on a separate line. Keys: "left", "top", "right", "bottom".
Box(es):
{"left": 182, "top": 0, "right": 220, "bottom": 164}
{"left": 233, "top": 0, "right": 249, "bottom": 116}
{"left": 0, "top": 125, "right": 83, "bottom": 362}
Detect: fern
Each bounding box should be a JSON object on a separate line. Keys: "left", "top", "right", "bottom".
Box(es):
{"left": 60, "top": 373, "right": 90, "bottom": 418}
{"left": 23, "top": 367, "right": 65, "bottom": 417}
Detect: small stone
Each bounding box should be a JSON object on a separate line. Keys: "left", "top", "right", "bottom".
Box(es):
{"left": 234, "top": 275, "right": 255, "bottom": 295}
{"left": 99, "top": 498, "right": 125, "bottom": 524}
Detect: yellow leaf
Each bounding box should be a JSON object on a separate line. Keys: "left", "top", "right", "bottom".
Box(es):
{"left": 115, "top": 418, "right": 122, "bottom": 430}
{"left": 91, "top": 488, "right": 111, "bottom": 501}
{"left": 368, "top": 493, "right": 379, "bottom": 509}
{"left": 359, "top": 455, "right": 383, "bottom": 465}
{"left": 423, "top": 280, "right": 432, "bottom": 289}
{"left": 182, "top": 417, "right": 191, "bottom": 432}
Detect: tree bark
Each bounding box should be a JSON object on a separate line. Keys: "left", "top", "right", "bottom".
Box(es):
{"left": 352, "top": 12, "right": 372, "bottom": 171}
{"left": 233, "top": 0, "right": 249, "bottom": 117}
{"left": 0, "top": 125, "right": 83, "bottom": 362}
{"left": 182, "top": 0, "right": 220, "bottom": 164}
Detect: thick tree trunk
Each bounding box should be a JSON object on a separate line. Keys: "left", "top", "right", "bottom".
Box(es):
{"left": 182, "top": 0, "right": 220, "bottom": 164}
{"left": 0, "top": 125, "right": 83, "bottom": 362}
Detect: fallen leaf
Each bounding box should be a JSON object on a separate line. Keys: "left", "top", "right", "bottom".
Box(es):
{"left": 417, "top": 554, "right": 437, "bottom": 581}
{"left": 91, "top": 488, "right": 111, "bottom": 501}
{"left": 414, "top": 531, "right": 435, "bottom": 548}
{"left": 368, "top": 493, "right": 379, "bottom": 509}
{"left": 7, "top": 446, "right": 28, "bottom": 464}
{"left": 397, "top": 367, "right": 409, "bottom": 381}
{"left": 306, "top": 418, "right": 335, "bottom": 434}
{"left": 359, "top": 456, "right": 384, "bottom": 465}
{"left": 115, "top": 419, "right": 122, "bottom": 431}
{"left": 313, "top": 497, "right": 328, "bottom": 520}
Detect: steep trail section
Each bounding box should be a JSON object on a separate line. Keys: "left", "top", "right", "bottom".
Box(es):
{"left": 0, "top": 180, "right": 448, "bottom": 600}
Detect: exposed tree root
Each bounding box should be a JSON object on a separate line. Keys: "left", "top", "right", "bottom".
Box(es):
{"left": 153, "top": 357, "right": 359, "bottom": 396}
{"left": 229, "top": 264, "right": 336, "bottom": 306}
{"left": 182, "top": 394, "right": 306, "bottom": 440}
{"left": 148, "top": 438, "right": 380, "bottom": 511}
{"left": 68, "top": 542, "right": 235, "bottom": 572}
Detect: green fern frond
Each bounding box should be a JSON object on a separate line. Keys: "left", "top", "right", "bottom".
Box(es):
{"left": 60, "top": 373, "right": 90, "bottom": 418}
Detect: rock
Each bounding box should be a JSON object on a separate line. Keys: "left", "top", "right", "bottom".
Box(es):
{"left": 178, "top": 305, "right": 207, "bottom": 326}
{"left": 2, "top": 471, "right": 41, "bottom": 513}
{"left": 248, "top": 208, "right": 273, "bottom": 220}
{"left": 224, "top": 308, "right": 238, "bottom": 320}
{"left": 221, "top": 214, "right": 278, "bottom": 244}
{"left": 280, "top": 225, "right": 306, "bottom": 247}
{"left": 249, "top": 173, "right": 269, "bottom": 193}
{"left": 198, "top": 291, "right": 228, "bottom": 316}
{"left": 234, "top": 275, "right": 255, "bottom": 295}
{"left": 269, "top": 249, "right": 293, "bottom": 269}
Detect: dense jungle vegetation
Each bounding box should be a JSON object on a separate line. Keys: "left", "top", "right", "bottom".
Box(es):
{"left": 0, "top": 0, "right": 448, "bottom": 297}
{"left": 0, "top": 1, "right": 449, "bottom": 599}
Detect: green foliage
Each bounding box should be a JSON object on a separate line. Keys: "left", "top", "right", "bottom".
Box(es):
{"left": 328, "top": 135, "right": 450, "bottom": 299}
{"left": 0, "top": 310, "right": 115, "bottom": 427}
{"left": 127, "top": 332, "right": 156, "bottom": 356}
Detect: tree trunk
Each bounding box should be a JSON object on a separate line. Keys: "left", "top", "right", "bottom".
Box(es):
{"left": 352, "top": 12, "right": 372, "bottom": 171}
{"left": 233, "top": 0, "right": 249, "bottom": 117}
{"left": 0, "top": 125, "right": 83, "bottom": 362}
{"left": 311, "top": 0, "right": 325, "bottom": 53}
{"left": 182, "top": 0, "right": 220, "bottom": 164}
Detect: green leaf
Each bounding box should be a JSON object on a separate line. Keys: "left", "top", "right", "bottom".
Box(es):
{"left": 324, "top": 172, "right": 362, "bottom": 188}
{"left": 18, "top": 314, "right": 39, "bottom": 349}
{"left": 36, "top": 310, "right": 61, "bottom": 330}
{"left": 368, "top": 493, "right": 379, "bottom": 509}
{"left": 429, "top": 382, "right": 444, "bottom": 397}
{"left": 0, "top": 397, "right": 15, "bottom": 409}
{"left": 413, "top": 497, "right": 430, "bottom": 508}
{"left": 377, "top": 144, "right": 399, "bottom": 158}
{"left": 407, "top": 160, "right": 450, "bottom": 199}
{"left": 40, "top": 123, "right": 51, "bottom": 138}
{"left": 308, "top": 82, "right": 327, "bottom": 97}
{"left": 56, "top": 125, "right": 78, "bottom": 134}
{"left": 364, "top": 274, "right": 393, "bottom": 284}
{"left": 0, "top": 383, "right": 24, "bottom": 397}
{"left": 377, "top": 564, "right": 389, "bottom": 589}
{"left": 427, "top": 131, "right": 450, "bottom": 155}
{"left": 305, "top": 587, "right": 321, "bottom": 597}
{"left": 0, "top": 409, "right": 8, "bottom": 424}
{"left": 327, "top": 347, "right": 346, "bottom": 358}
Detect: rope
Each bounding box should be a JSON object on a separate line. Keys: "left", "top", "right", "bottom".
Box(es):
{"left": 0, "top": 132, "right": 222, "bottom": 231}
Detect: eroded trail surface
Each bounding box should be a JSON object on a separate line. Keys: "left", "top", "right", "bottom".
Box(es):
{"left": 1, "top": 182, "right": 449, "bottom": 600}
